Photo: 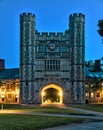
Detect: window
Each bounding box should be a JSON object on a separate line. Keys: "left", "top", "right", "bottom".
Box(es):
{"left": 45, "top": 60, "right": 60, "bottom": 71}
{"left": 97, "top": 93, "right": 100, "bottom": 97}
{"left": 85, "top": 92, "right": 89, "bottom": 97}
{"left": 91, "top": 93, "right": 94, "bottom": 98}
{"left": 36, "top": 44, "right": 46, "bottom": 53}
{"left": 26, "top": 82, "right": 28, "bottom": 86}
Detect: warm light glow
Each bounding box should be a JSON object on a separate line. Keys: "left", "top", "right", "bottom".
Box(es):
{"left": 12, "top": 91, "right": 14, "bottom": 94}
{"left": 91, "top": 92, "right": 94, "bottom": 98}
{"left": 58, "top": 92, "right": 62, "bottom": 96}
{"left": 16, "top": 95, "right": 18, "bottom": 98}
{"left": 1, "top": 92, "right": 5, "bottom": 95}
{"left": 85, "top": 92, "right": 89, "bottom": 97}
{"left": 1, "top": 94, "right": 5, "bottom": 98}
{"left": 42, "top": 92, "right": 45, "bottom": 96}
{"left": 41, "top": 84, "right": 63, "bottom": 104}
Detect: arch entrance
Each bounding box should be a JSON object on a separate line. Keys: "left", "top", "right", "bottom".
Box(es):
{"left": 41, "top": 84, "right": 63, "bottom": 104}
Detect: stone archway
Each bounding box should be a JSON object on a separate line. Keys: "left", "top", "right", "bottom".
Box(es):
{"left": 41, "top": 84, "right": 63, "bottom": 104}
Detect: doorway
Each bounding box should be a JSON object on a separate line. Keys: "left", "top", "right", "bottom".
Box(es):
{"left": 41, "top": 84, "right": 63, "bottom": 104}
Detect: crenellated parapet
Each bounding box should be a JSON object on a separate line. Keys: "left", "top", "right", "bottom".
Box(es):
{"left": 20, "top": 12, "right": 35, "bottom": 23}
{"left": 70, "top": 13, "right": 85, "bottom": 17}
{"left": 35, "top": 30, "right": 68, "bottom": 41}
{"left": 69, "top": 13, "right": 85, "bottom": 22}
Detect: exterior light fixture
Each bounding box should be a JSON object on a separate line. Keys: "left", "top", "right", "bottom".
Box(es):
{"left": 58, "top": 92, "right": 62, "bottom": 96}
{"left": 42, "top": 92, "right": 45, "bottom": 96}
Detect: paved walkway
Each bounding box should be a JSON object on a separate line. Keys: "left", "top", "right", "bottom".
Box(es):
{"left": 43, "top": 121, "right": 103, "bottom": 130}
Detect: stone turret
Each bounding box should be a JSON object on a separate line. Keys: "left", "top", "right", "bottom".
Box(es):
{"left": 69, "top": 13, "right": 85, "bottom": 103}
{"left": 20, "top": 12, "right": 36, "bottom": 104}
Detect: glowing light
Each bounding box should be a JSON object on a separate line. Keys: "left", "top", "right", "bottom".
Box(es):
{"left": 1, "top": 95, "right": 4, "bottom": 98}
{"left": 85, "top": 92, "right": 89, "bottom": 97}
{"left": 42, "top": 92, "right": 45, "bottom": 96}
{"left": 91, "top": 92, "right": 94, "bottom": 98}
{"left": 16, "top": 95, "right": 18, "bottom": 98}
{"left": 58, "top": 92, "right": 62, "bottom": 96}
{"left": 12, "top": 91, "right": 14, "bottom": 94}
{"left": 42, "top": 84, "right": 63, "bottom": 104}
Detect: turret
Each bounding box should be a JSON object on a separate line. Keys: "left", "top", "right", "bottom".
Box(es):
{"left": 20, "top": 12, "right": 36, "bottom": 103}
{"left": 69, "top": 13, "right": 85, "bottom": 103}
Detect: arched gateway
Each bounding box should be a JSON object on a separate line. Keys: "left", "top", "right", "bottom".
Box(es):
{"left": 41, "top": 84, "right": 63, "bottom": 104}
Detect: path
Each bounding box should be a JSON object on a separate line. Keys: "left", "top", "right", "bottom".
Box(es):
{"left": 43, "top": 121, "right": 103, "bottom": 130}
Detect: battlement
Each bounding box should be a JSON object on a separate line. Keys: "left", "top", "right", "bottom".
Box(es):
{"left": 35, "top": 30, "right": 65, "bottom": 36}
{"left": 69, "top": 13, "right": 85, "bottom": 23}
{"left": 35, "top": 30, "right": 67, "bottom": 41}
{"left": 20, "top": 12, "right": 35, "bottom": 22}
{"left": 70, "top": 13, "right": 85, "bottom": 18}
{"left": 20, "top": 12, "right": 35, "bottom": 17}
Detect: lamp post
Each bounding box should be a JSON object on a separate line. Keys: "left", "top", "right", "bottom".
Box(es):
{"left": 1, "top": 94, "right": 5, "bottom": 110}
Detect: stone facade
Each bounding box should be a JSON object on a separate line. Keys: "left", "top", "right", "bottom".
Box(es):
{"left": 0, "top": 79, "right": 20, "bottom": 103}
{"left": 0, "top": 68, "right": 20, "bottom": 104}
{"left": 20, "top": 12, "right": 85, "bottom": 104}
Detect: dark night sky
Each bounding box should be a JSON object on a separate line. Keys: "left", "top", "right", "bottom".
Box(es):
{"left": 0, "top": 0, "right": 103, "bottom": 68}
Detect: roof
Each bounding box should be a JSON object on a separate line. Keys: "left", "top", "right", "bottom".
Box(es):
{"left": 0, "top": 67, "right": 103, "bottom": 80}
{"left": 85, "top": 67, "right": 103, "bottom": 78}
{"left": 0, "top": 68, "right": 19, "bottom": 80}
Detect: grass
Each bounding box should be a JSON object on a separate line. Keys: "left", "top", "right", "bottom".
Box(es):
{"left": 1, "top": 103, "right": 103, "bottom": 113}
{"left": 0, "top": 114, "right": 84, "bottom": 130}
{"left": 70, "top": 104, "right": 103, "bottom": 112}
{"left": 32, "top": 107, "right": 86, "bottom": 115}
{"left": 0, "top": 104, "right": 87, "bottom": 115}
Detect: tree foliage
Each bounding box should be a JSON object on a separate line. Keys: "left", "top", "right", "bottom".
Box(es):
{"left": 97, "top": 19, "right": 103, "bottom": 37}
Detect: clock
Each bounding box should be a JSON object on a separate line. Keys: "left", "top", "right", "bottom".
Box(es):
{"left": 48, "top": 42, "right": 57, "bottom": 51}
{"left": 50, "top": 44, "right": 55, "bottom": 50}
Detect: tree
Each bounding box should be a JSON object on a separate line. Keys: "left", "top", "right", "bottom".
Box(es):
{"left": 97, "top": 19, "right": 103, "bottom": 43}
{"left": 97, "top": 19, "right": 103, "bottom": 37}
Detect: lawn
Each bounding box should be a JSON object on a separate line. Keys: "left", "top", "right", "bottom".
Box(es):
{"left": 0, "top": 104, "right": 87, "bottom": 115}
{"left": 0, "top": 114, "right": 84, "bottom": 130}
{"left": 70, "top": 104, "right": 103, "bottom": 112}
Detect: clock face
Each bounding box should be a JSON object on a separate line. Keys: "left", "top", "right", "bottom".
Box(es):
{"left": 50, "top": 44, "right": 55, "bottom": 49}
{"left": 48, "top": 42, "right": 57, "bottom": 51}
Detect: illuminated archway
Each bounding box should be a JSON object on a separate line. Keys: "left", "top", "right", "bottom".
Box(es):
{"left": 41, "top": 84, "right": 63, "bottom": 104}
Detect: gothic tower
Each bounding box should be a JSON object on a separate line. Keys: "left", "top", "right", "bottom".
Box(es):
{"left": 20, "top": 13, "right": 36, "bottom": 103}
{"left": 69, "top": 13, "right": 85, "bottom": 103}
{"left": 19, "top": 12, "right": 85, "bottom": 104}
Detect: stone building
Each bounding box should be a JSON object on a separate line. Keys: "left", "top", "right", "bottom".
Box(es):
{"left": 1, "top": 12, "right": 103, "bottom": 105}
{"left": 0, "top": 59, "right": 20, "bottom": 103}
{"left": 20, "top": 12, "right": 85, "bottom": 104}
